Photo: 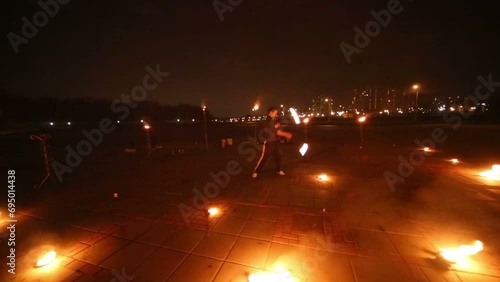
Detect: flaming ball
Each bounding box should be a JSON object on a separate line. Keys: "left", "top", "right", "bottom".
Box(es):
{"left": 289, "top": 108, "right": 301, "bottom": 124}
{"left": 299, "top": 143, "right": 309, "bottom": 156}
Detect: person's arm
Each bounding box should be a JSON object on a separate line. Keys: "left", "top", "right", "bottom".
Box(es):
{"left": 277, "top": 129, "right": 293, "bottom": 140}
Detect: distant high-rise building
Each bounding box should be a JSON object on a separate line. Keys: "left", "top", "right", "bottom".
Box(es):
{"left": 351, "top": 86, "right": 400, "bottom": 113}
{"left": 311, "top": 95, "right": 334, "bottom": 116}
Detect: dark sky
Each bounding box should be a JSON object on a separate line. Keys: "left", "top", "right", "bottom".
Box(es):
{"left": 1, "top": 0, "right": 499, "bottom": 116}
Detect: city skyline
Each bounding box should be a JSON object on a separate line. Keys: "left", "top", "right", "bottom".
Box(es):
{"left": 2, "top": 1, "right": 499, "bottom": 116}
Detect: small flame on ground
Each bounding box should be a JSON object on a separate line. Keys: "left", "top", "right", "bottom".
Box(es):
{"left": 450, "top": 158, "right": 460, "bottom": 164}
{"left": 479, "top": 164, "right": 500, "bottom": 180}
{"left": 208, "top": 208, "right": 219, "bottom": 216}
{"left": 248, "top": 269, "right": 294, "bottom": 282}
{"left": 440, "top": 240, "right": 483, "bottom": 263}
{"left": 423, "top": 147, "right": 430, "bottom": 152}
{"left": 299, "top": 143, "right": 308, "bottom": 156}
{"left": 144, "top": 124, "right": 151, "bottom": 130}
{"left": 317, "top": 174, "right": 329, "bottom": 181}
{"left": 289, "top": 108, "right": 301, "bottom": 124}
{"left": 36, "top": 251, "right": 56, "bottom": 268}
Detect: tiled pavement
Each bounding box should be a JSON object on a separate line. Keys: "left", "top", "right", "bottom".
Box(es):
{"left": 1, "top": 127, "right": 500, "bottom": 282}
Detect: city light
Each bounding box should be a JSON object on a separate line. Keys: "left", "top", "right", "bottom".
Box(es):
{"left": 143, "top": 124, "right": 151, "bottom": 130}
{"left": 141, "top": 119, "right": 144, "bottom": 123}
{"left": 67, "top": 122, "right": 71, "bottom": 125}
{"left": 49, "top": 122, "right": 53, "bottom": 126}
{"left": 303, "top": 117, "right": 310, "bottom": 124}
{"left": 358, "top": 116, "right": 366, "bottom": 123}
{"left": 253, "top": 103, "right": 260, "bottom": 111}
{"left": 413, "top": 84, "right": 419, "bottom": 90}
{"left": 450, "top": 159, "right": 460, "bottom": 165}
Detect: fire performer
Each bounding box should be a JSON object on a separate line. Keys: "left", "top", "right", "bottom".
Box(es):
{"left": 252, "top": 106, "right": 293, "bottom": 178}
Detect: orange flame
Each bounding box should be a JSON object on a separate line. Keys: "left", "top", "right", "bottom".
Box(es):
{"left": 317, "top": 174, "right": 329, "bottom": 181}
{"left": 208, "top": 208, "right": 219, "bottom": 216}
{"left": 479, "top": 165, "right": 500, "bottom": 180}
{"left": 440, "top": 240, "right": 483, "bottom": 263}
{"left": 248, "top": 268, "right": 294, "bottom": 282}
{"left": 36, "top": 251, "right": 56, "bottom": 268}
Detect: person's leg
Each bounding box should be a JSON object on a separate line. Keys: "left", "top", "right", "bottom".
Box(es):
{"left": 254, "top": 141, "right": 269, "bottom": 173}
{"left": 274, "top": 143, "right": 282, "bottom": 172}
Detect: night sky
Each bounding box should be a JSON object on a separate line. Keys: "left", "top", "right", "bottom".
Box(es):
{"left": 1, "top": 0, "right": 499, "bottom": 116}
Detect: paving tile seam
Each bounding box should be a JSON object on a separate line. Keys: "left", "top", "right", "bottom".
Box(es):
{"left": 347, "top": 226, "right": 424, "bottom": 237}
{"left": 161, "top": 250, "right": 193, "bottom": 282}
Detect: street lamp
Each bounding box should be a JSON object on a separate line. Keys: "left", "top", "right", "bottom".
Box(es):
{"left": 325, "top": 98, "right": 332, "bottom": 122}
{"left": 413, "top": 84, "right": 419, "bottom": 121}
{"left": 202, "top": 105, "right": 208, "bottom": 150}
{"left": 252, "top": 103, "right": 259, "bottom": 138}
{"left": 143, "top": 123, "right": 152, "bottom": 156}
{"left": 358, "top": 116, "right": 366, "bottom": 141}
{"left": 303, "top": 117, "right": 310, "bottom": 140}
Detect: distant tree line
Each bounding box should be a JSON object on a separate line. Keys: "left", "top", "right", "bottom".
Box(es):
{"left": 0, "top": 91, "right": 213, "bottom": 124}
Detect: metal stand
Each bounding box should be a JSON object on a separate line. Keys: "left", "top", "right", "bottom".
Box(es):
{"left": 30, "top": 134, "right": 53, "bottom": 189}
{"left": 360, "top": 123, "right": 363, "bottom": 142}
{"left": 145, "top": 129, "right": 151, "bottom": 158}
{"left": 203, "top": 110, "right": 209, "bottom": 150}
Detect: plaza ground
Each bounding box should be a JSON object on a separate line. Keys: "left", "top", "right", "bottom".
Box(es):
{"left": 1, "top": 123, "right": 500, "bottom": 281}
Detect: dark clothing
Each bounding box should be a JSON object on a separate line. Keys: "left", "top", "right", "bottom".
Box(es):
{"left": 254, "top": 140, "right": 282, "bottom": 173}
{"left": 258, "top": 116, "right": 279, "bottom": 144}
